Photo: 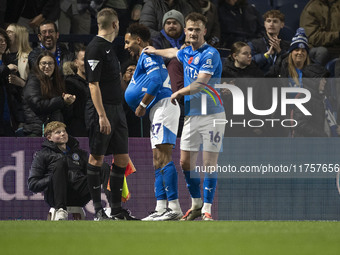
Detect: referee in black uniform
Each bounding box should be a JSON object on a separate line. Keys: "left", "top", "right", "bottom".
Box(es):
{"left": 85, "top": 8, "right": 137, "bottom": 220}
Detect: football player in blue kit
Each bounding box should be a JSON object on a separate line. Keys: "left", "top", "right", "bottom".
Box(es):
{"left": 144, "top": 12, "right": 226, "bottom": 221}
{"left": 124, "top": 23, "right": 183, "bottom": 221}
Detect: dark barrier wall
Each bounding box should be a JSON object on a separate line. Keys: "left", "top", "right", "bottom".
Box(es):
{"left": 0, "top": 137, "right": 215, "bottom": 220}
{"left": 1, "top": 137, "right": 340, "bottom": 220}
{"left": 217, "top": 138, "right": 340, "bottom": 220}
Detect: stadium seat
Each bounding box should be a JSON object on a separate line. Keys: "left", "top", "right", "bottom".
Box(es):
{"left": 326, "top": 58, "right": 340, "bottom": 78}
{"left": 272, "top": 0, "right": 309, "bottom": 9}
{"left": 247, "top": 0, "right": 273, "bottom": 14}
{"left": 247, "top": 0, "right": 273, "bottom": 15}
{"left": 47, "top": 207, "right": 86, "bottom": 220}
{"left": 273, "top": 0, "right": 309, "bottom": 32}
{"left": 324, "top": 58, "right": 340, "bottom": 120}
{"left": 218, "top": 48, "right": 231, "bottom": 58}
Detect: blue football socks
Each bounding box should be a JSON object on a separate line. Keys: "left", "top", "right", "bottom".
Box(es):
{"left": 154, "top": 167, "right": 166, "bottom": 200}
{"left": 203, "top": 171, "right": 217, "bottom": 204}
{"left": 183, "top": 169, "right": 201, "bottom": 198}
{"left": 161, "top": 161, "right": 178, "bottom": 201}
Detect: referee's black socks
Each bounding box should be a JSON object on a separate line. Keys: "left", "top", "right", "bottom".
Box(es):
{"left": 87, "top": 163, "right": 103, "bottom": 213}
{"left": 110, "top": 164, "right": 126, "bottom": 214}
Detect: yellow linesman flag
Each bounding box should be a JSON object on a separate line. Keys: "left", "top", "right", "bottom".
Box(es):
{"left": 107, "top": 157, "right": 136, "bottom": 202}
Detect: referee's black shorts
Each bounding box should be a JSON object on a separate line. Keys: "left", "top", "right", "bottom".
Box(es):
{"left": 87, "top": 103, "right": 128, "bottom": 156}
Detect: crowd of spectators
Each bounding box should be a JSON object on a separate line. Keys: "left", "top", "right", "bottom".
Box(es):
{"left": 0, "top": 0, "right": 340, "bottom": 138}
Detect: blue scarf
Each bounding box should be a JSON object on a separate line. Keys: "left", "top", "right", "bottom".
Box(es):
{"left": 40, "top": 43, "right": 61, "bottom": 66}
{"left": 160, "top": 29, "right": 185, "bottom": 49}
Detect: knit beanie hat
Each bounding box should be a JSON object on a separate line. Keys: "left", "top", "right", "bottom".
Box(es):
{"left": 288, "top": 27, "right": 309, "bottom": 53}
{"left": 162, "top": 9, "right": 185, "bottom": 29}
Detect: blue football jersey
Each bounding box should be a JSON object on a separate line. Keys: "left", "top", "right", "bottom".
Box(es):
{"left": 177, "top": 43, "right": 224, "bottom": 116}
{"left": 125, "top": 51, "right": 172, "bottom": 112}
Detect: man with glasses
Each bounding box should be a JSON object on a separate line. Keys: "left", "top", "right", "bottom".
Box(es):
{"left": 28, "top": 20, "right": 74, "bottom": 70}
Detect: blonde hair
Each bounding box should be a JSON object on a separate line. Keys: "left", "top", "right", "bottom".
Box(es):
{"left": 63, "top": 61, "right": 77, "bottom": 76}
{"left": 44, "top": 121, "right": 66, "bottom": 137}
{"left": 288, "top": 52, "right": 310, "bottom": 85}
{"left": 97, "top": 8, "right": 118, "bottom": 30}
{"left": 7, "top": 24, "right": 32, "bottom": 60}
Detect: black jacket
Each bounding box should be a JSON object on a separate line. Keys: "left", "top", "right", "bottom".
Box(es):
{"left": 222, "top": 58, "right": 269, "bottom": 136}
{"left": 0, "top": 64, "right": 24, "bottom": 135}
{"left": 218, "top": 1, "right": 263, "bottom": 48}
{"left": 64, "top": 74, "right": 89, "bottom": 137}
{"left": 22, "top": 73, "right": 67, "bottom": 136}
{"left": 266, "top": 57, "right": 329, "bottom": 136}
{"left": 222, "top": 57, "right": 264, "bottom": 79}
{"left": 5, "top": 0, "right": 60, "bottom": 23}
{"left": 28, "top": 44, "right": 74, "bottom": 71}
{"left": 27, "top": 136, "right": 88, "bottom": 200}
{"left": 249, "top": 34, "right": 290, "bottom": 75}
{"left": 292, "top": 64, "right": 329, "bottom": 137}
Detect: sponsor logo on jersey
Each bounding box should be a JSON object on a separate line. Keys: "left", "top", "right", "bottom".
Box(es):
{"left": 185, "top": 66, "right": 199, "bottom": 79}
{"left": 194, "top": 56, "right": 200, "bottom": 65}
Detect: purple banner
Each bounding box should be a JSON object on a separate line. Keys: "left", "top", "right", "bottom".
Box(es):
{"left": 0, "top": 137, "right": 218, "bottom": 220}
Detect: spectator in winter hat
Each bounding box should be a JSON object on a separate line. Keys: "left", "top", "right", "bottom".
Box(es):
{"left": 152, "top": 9, "right": 186, "bottom": 58}
{"left": 288, "top": 27, "right": 310, "bottom": 53}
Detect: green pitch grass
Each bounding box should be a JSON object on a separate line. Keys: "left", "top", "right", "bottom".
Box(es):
{"left": 1, "top": 221, "right": 339, "bottom": 255}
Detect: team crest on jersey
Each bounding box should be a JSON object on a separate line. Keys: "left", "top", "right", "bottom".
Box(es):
{"left": 88, "top": 60, "right": 99, "bottom": 71}
{"left": 194, "top": 56, "right": 200, "bottom": 65}
{"left": 188, "top": 57, "right": 194, "bottom": 64}
{"left": 72, "top": 153, "right": 80, "bottom": 161}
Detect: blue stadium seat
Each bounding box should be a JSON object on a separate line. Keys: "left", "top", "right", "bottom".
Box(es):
{"left": 326, "top": 58, "right": 340, "bottom": 78}
{"left": 273, "top": 0, "right": 309, "bottom": 32}
{"left": 218, "top": 48, "right": 231, "bottom": 58}
{"left": 272, "top": 0, "right": 309, "bottom": 9}
{"left": 247, "top": 0, "right": 272, "bottom": 15}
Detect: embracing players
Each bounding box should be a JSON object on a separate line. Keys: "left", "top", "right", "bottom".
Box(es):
{"left": 145, "top": 12, "right": 225, "bottom": 220}
{"left": 124, "top": 23, "right": 183, "bottom": 221}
